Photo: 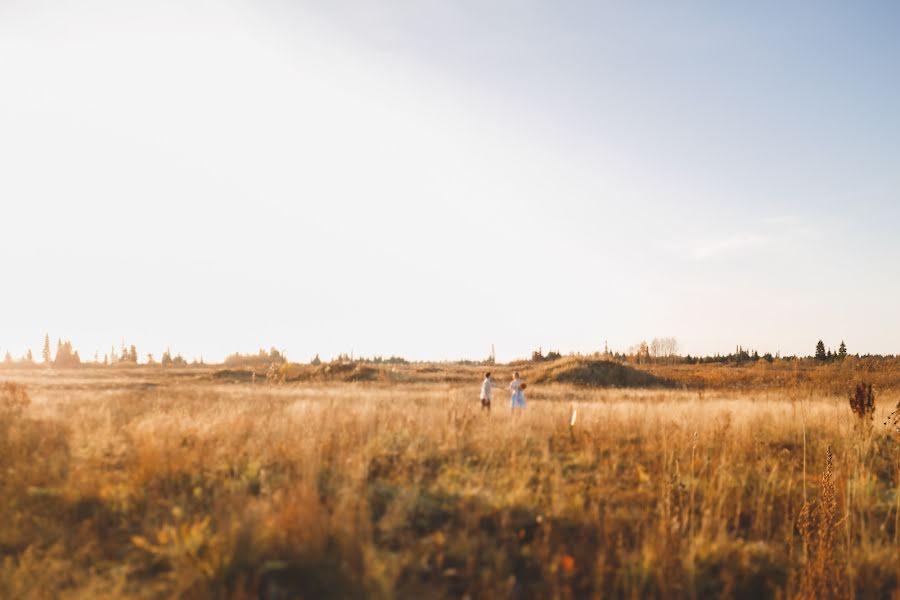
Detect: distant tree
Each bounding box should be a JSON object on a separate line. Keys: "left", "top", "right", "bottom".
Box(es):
{"left": 815, "top": 340, "right": 827, "bottom": 362}
{"left": 53, "top": 339, "right": 81, "bottom": 368}
{"left": 648, "top": 337, "right": 679, "bottom": 363}
{"left": 838, "top": 341, "right": 847, "bottom": 359}
{"left": 42, "top": 334, "right": 52, "bottom": 364}
{"left": 116, "top": 344, "right": 138, "bottom": 364}
{"left": 147, "top": 354, "right": 155, "bottom": 365}
{"left": 637, "top": 341, "right": 650, "bottom": 364}
{"left": 311, "top": 354, "right": 322, "bottom": 366}
{"left": 663, "top": 338, "right": 679, "bottom": 362}
{"left": 332, "top": 352, "right": 353, "bottom": 364}
{"left": 24, "top": 349, "right": 34, "bottom": 364}
{"left": 224, "top": 348, "right": 286, "bottom": 367}
{"left": 256, "top": 347, "right": 286, "bottom": 363}
{"left": 486, "top": 344, "right": 496, "bottom": 365}
{"left": 3, "top": 351, "right": 12, "bottom": 364}
{"left": 733, "top": 345, "right": 752, "bottom": 364}
{"left": 161, "top": 349, "right": 173, "bottom": 366}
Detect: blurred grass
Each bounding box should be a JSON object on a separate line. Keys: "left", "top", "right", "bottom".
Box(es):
{"left": 0, "top": 371, "right": 898, "bottom": 598}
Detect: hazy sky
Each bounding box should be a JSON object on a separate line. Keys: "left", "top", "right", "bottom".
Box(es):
{"left": 2, "top": 1, "right": 899, "bottom": 362}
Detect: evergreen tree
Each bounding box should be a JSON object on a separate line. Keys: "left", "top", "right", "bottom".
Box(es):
{"left": 42, "top": 334, "right": 52, "bottom": 364}
{"left": 637, "top": 341, "right": 650, "bottom": 364}
{"left": 53, "top": 340, "right": 81, "bottom": 367}
{"left": 815, "top": 340, "right": 827, "bottom": 361}
{"left": 25, "top": 349, "right": 34, "bottom": 364}
{"left": 838, "top": 341, "right": 847, "bottom": 358}
{"left": 161, "top": 349, "right": 173, "bottom": 366}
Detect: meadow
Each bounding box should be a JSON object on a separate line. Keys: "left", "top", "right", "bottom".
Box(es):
{"left": 1, "top": 362, "right": 899, "bottom": 599}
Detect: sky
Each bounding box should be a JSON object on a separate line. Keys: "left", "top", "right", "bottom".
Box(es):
{"left": 1, "top": 0, "right": 899, "bottom": 362}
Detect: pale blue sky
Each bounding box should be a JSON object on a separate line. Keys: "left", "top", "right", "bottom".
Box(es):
{"left": 1, "top": 1, "right": 898, "bottom": 362}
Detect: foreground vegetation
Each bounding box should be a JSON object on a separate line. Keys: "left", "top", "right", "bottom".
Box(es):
{"left": 1, "top": 367, "right": 899, "bottom": 598}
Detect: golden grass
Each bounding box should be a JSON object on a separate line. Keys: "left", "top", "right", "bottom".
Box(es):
{"left": 1, "top": 370, "right": 899, "bottom": 598}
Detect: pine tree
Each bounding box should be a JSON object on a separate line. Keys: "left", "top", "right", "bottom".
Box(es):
{"left": 637, "top": 341, "right": 650, "bottom": 364}
{"left": 838, "top": 341, "right": 847, "bottom": 359}
{"left": 42, "top": 334, "right": 52, "bottom": 364}
{"left": 815, "top": 340, "right": 827, "bottom": 362}
{"left": 53, "top": 340, "right": 80, "bottom": 367}
{"left": 25, "top": 349, "right": 34, "bottom": 364}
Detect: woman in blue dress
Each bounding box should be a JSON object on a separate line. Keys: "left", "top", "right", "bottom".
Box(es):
{"left": 509, "top": 372, "right": 526, "bottom": 409}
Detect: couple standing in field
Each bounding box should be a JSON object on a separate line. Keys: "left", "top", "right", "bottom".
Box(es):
{"left": 480, "top": 371, "right": 526, "bottom": 413}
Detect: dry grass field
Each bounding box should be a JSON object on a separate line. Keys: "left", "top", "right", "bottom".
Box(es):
{"left": 2, "top": 363, "right": 899, "bottom": 599}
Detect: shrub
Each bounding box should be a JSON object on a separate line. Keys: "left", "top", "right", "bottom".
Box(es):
{"left": 848, "top": 382, "right": 875, "bottom": 422}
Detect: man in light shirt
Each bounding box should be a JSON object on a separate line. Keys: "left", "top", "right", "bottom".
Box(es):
{"left": 480, "top": 372, "right": 500, "bottom": 413}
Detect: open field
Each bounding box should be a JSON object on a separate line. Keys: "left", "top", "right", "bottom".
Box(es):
{"left": 2, "top": 365, "right": 899, "bottom": 599}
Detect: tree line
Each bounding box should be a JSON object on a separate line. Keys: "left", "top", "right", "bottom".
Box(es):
{"left": 0, "top": 335, "right": 195, "bottom": 368}
{"left": 0, "top": 335, "right": 888, "bottom": 369}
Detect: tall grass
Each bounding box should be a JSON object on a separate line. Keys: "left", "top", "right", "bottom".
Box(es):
{"left": 1, "top": 374, "right": 898, "bottom": 598}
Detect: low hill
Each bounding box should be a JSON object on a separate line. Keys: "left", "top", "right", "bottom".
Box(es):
{"left": 529, "top": 358, "right": 673, "bottom": 388}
